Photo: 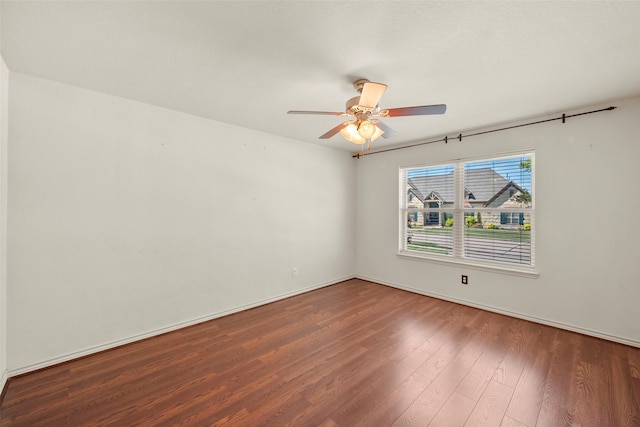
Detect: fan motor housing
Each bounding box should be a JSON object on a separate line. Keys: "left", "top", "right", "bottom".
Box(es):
{"left": 346, "top": 96, "right": 374, "bottom": 116}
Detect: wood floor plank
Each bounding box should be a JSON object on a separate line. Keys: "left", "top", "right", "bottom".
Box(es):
{"left": 633, "top": 375, "right": 640, "bottom": 402}
{"left": 327, "top": 349, "right": 429, "bottom": 426}
{"left": 487, "top": 343, "right": 549, "bottom": 425}
{"left": 456, "top": 343, "right": 507, "bottom": 402}
{"left": 352, "top": 371, "right": 432, "bottom": 427}
{"left": 493, "top": 352, "right": 527, "bottom": 389}
{"left": 450, "top": 338, "right": 486, "bottom": 370}
{"left": 429, "top": 391, "right": 476, "bottom": 427}
{"left": 627, "top": 346, "right": 640, "bottom": 379}
{"left": 464, "top": 380, "right": 514, "bottom": 427}
{"left": 1, "top": 279, "right": 640, "bottom": 426}
{"left": 209, "top": 408, "right": 251, "bottom": 427}
{"left": 500, "top": 415, "right": 529, "bottom": 427}
{"left": 492, "top": 318, "right": 540, "bottom": 390}
{"left": 607, "top": 354, "right": 640, "bottom": 427}
{"left": 457, "top": 369, "right": 494, "bottom": 402}
{"left": 392, "top": 362, "right": 469, "bottom": 426}
{"left": 570, "top": 360, "right": 608, "bottom": 427}
{"left": 416, "top": 326, "right": 472, "bottom": 383}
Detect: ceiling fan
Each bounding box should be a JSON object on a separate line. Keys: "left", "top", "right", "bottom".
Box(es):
{"left": 288, "top": 79, "right": 446, "bottom": 152}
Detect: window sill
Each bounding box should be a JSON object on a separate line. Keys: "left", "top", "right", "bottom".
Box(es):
{"left": 397, "top": 251, "right": 539, "bottom": 278}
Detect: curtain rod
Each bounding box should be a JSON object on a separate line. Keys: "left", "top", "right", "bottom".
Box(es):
{"left": 352, "top": 106, "right": 617, "bottom": 159}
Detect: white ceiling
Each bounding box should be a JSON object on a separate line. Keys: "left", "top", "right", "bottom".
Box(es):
{"left": 2, "top": 1, "right": 640, "bottom": 152}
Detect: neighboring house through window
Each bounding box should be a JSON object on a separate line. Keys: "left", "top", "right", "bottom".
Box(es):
{"left": 399, "top": 153, "right": 535, "bottom": 274}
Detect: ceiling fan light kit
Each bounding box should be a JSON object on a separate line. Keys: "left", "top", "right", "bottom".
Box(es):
{"left": 340, "top": 121, "right": 384, "bottom": 145}
{"left": 288, "top": 78, "right": 447, "bottom": 153}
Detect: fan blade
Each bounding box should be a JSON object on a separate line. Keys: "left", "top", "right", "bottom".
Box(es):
{"left": 384, "top": 104, "right": 447, "bottom": 117}
{"left": 287, "top": 110, "right": 346, "bottom": 116}
{"left": 359, "top": 82, "right": 387, "bottom": 109}
{"left": 371, "top": 120, "right": 396, "bottom": 138}
{"left": 319, "top": 122, "right": 349, "bottom": 139}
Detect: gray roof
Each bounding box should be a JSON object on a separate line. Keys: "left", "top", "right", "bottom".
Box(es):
{"left": 408, "top": 168, "right": 512, "bottom": 203}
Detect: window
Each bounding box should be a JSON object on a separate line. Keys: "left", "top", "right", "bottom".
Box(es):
{"left": 501, "top": 212, "right": 524, "bottom": 225}
{"left": 400, "top": 153, "right": 535, "bottom": 274}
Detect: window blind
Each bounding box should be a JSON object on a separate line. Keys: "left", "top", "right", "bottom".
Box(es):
{"left": 400, "top": 153, "right": 535, "bottom": 271}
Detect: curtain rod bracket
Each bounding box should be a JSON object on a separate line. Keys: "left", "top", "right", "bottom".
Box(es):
{"left": 458, "top": 133, "right": 462, "bottom": 142}
{"left": 562, "top": 113, "right": 566, "bottom": 123}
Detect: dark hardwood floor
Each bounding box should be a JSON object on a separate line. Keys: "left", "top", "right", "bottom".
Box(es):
{"left": 1, "top": 279, "right": 639, "bottom": 426}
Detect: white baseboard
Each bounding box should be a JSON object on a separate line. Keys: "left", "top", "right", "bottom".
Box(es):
{"left": 357, "top": 275, "right": 640, "bottom": 349}
{"left": 0, "top": 369, "right": 7, "bottom": 397}
{"left": 8, "top": 276, "right": 352, "bottom": 377}
{"left": 13, "top": 273, "right": 634, "bottom": 380}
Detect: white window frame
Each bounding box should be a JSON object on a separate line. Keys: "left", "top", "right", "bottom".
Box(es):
{"left": 398, "top": 152, "right": 537, "bottom": 278}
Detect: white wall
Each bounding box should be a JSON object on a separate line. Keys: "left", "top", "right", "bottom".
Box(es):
{"left": 0, "top": 52, "right": 9, "bottom": 390}
{"left": 356, "top": 97, "right": 640, "bottom": 346}
{"left": 7, "top": 73, "right": 356, "bottom": 373}
{"left": 6, "top": 70, "right": 639, "bottom": 378}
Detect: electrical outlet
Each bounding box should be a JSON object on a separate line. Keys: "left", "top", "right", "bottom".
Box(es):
{"left": 292, "top": 268, "right": 298, "bottom": 277}
{"left": 461, "top": 275, "right": 468, "bottom": 285}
